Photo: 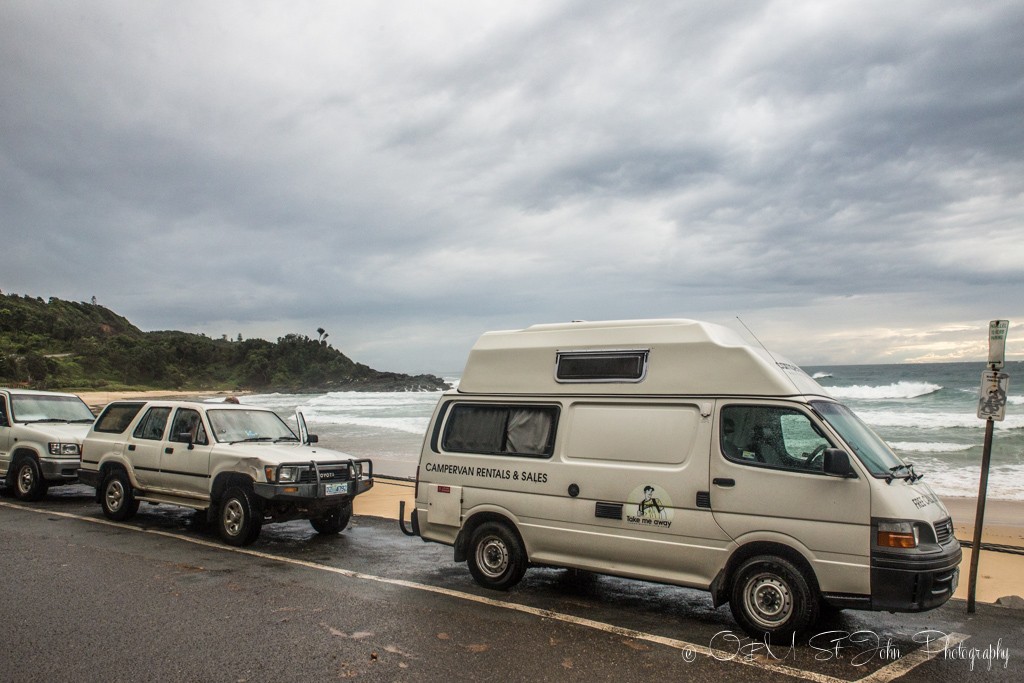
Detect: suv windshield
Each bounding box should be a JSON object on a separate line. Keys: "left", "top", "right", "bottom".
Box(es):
{"left": 11, "top": 394, "right": 95, "bottom": 423}
{"left": 811, "top": 400, "right": 906, "bottom": 476}
{"left": 207, "top": 409, "right": 298, "bottom": 444}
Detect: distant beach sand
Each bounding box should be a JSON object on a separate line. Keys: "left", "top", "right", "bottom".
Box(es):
{"left": 77, "top": 390, "right": 249, "bottom": 412}
{"left": 81, "top": 391, "right": 1023, "bottom": 604}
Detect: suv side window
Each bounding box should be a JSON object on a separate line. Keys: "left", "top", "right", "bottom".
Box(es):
{"left": 720, "top": 405, "right": 831, "bottom": 473}
{"left": 169, "top": 409, "right": 208, "bottom": 445}
{"left": 133, "top": 407, "right": 172, "bottom": 441}
{"left": 0, "top": 395, "right": 8, "bottom": 427}
{"left": 95, "top": 403, "right": 145, "bottom": 434}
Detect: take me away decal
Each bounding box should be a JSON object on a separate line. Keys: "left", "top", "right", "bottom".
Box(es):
{"left": 626, "top": 484, "right": 673, "bottom": 528}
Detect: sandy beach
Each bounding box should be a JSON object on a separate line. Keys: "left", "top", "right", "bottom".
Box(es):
{"left": 76, "top": 390, "right": 250, "bottom": 413}
{"left": 78, "top": 391, "right": 1023, "bottom": 604}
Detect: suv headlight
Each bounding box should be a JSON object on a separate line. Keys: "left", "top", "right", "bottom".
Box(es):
{"left": 264, "top": 465, "right": 306, "bottom": 483}
{"left": 877, "top": 521, "right": 919, "bottom": 548}
{"left": 48, "top": 442, "right": 81, "bottom": 456}
{"left": 350, "top": 462, "right": 362, "bottom": 479}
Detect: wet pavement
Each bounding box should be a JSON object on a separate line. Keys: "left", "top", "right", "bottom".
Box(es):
{"left": 0, "top": 483, "right": 1022, "bottom": 681}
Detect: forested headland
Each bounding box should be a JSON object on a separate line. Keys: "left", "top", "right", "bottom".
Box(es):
{"left": 0, "top": 291, "right": 448, "bottom": 393}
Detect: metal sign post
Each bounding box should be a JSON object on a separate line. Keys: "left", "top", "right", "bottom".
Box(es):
{"left": 967, "top": 320, "right": 1010, "bottom": 613}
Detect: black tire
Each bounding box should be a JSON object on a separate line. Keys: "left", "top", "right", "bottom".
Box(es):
{"left": 730, "top": 555, "right": 819, "bottom": 640}
{"left": 467, "top": 521, "right": 527, "bottom": 590}
{"left": 100, "top": 469, "right": 139, "bottom": 521}
{"left": 310, "top": 501, "right": 353, "bottom": 534}
{"left": 12, "top": 457, "right": 48, "bottom": 501}
{"left": 217, "top": 486, "right": 262, "bottom": 546}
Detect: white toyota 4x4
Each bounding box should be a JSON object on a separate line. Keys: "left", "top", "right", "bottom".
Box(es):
{"left": 1, "top": 388, "right": 95, "bottom": 500}
{"left": 79, "top": 400, "right": 373, "bottom": 545}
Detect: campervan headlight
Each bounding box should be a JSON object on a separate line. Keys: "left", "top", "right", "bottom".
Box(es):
{"left": 48, "top": 442, "right": 81, "bottom": 457}
{"left": 877, "top": 521, "right": 919, "bottom": 549}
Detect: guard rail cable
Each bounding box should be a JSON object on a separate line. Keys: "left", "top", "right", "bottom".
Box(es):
{"left": 957, "top": 538, "right": 1024, "bottom": 556}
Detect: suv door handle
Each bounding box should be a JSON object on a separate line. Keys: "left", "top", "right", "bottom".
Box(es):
{"left": 713, "top": 478, "right": 735, "bottom": 487}
{"left": 127, "top": 445, "right": 136, "bottom": 451}
{"left": 164, "top": 447, "right": 174, "bottom": 454}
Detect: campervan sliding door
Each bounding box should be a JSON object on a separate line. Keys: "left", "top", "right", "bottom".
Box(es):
{"left": 550, "top": 399, "right": 732, "bottom": 588}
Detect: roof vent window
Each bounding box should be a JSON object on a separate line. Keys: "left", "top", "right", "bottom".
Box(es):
{"left": 555, "top": 350, "right": 649, "bottom": 383}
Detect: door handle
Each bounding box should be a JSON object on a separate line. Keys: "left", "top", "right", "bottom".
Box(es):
{"left": 164, "top": 447, "right": 174, "bottom": 454}
{"left": 713, "top": 478, "right": 735, "bottom": 487}
{"left": 127, "top": 445, "right": 136, "bottom": 451}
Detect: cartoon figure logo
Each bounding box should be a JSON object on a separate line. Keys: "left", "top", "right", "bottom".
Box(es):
{"left": 626, "top": 484, "right": 673, "bottom": 528}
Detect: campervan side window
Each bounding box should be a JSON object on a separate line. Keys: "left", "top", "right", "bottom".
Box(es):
{"left": 555, "top": 350, "right": 648, "bottom": 382}
{"left": 442, "top": 404, "right": 558, "bottom": 458}
{"left": 720, "top": 405, "right": 832, "bottom": 473}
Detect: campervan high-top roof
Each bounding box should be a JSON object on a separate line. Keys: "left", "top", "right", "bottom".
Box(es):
{"left": 456, "top": 319, "right": 830, "bottom": 397}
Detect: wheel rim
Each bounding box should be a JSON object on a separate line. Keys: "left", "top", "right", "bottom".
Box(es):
{"left": 742, "top": 571, "right": 793, "bottom": 629}
{"left": 17, "top": 464, "right": 35, "bottom": 494}
{"left": 476, "top": 535, "right": 509, "bottom": 579}
{"left": 222, "top": 499, "right": 244, "bottom": 536}
{"left": 105, "top": 479, "right": 125, "bottom": 512}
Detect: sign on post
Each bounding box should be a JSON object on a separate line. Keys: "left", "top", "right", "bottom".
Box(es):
{"left": 989, "top": 319, "right": 1009, "bottom": 369}
{"left": 977, "top": 370, "right": 1009, "bottom": 421}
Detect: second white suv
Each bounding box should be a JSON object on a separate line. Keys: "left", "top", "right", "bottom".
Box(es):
{"left": 79, "top": 400, "right": 373, "bottom": 545}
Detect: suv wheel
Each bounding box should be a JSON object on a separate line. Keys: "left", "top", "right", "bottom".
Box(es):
{"left": 218, "top": 486, "right": 262, "bottom": 546}
{"left": 101, "top": 469, "right": 139, "bottom": 521}
{"left": 12, "top": 457, "right": 48, "bottom": 501}
{"left": 310, "top": 501, "right": 353, "bottom": 534}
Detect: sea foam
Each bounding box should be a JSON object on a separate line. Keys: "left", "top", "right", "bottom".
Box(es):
{"left": 827, "top": 381, "right": 942, "bottom": 400}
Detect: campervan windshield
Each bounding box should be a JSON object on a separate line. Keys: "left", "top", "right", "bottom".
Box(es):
{"left": 811, "top": 400, "right": 906, "bottom": 476}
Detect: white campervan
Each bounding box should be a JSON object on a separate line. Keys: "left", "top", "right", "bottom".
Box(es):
{"left": 403, "top": 319, "right": 961, "bottom": 639}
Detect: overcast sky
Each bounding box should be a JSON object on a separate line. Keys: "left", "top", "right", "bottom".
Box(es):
{"left": 2, "top": 1, "right": 1023, "bottom": 374}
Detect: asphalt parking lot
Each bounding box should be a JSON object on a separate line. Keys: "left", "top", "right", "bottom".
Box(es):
{"left": 0, "top": 484, "right": 1021, "bottom": 682}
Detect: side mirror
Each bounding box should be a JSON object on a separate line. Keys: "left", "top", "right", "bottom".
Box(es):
{"left": 177, "top": 432, "right": 195, "bottom": 449}
{"left": 823, "top": 448, "right": 857, "bottom": 478}
{"left": 306, "top": 433, "right": 319, "bottom": 444}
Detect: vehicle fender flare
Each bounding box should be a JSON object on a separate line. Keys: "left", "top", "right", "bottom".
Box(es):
{"left": 454, "top": 506, "right": 527, "bottom": 564}
{"left": 713, "top": 533, "right": 820, "bottom": 608}
{"left": 96, "top": 458, "right": 138, "bottom": 501}
{"left": 7, "top": 446, "right": 41, "bottom": 484}
{"left": 11, "top": 445, "right": 41, "bottom": 463}
{"left": 210, "top": 471, "right": 255, "bottom": 503}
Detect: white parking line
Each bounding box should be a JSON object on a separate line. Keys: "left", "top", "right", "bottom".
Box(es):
{"left": 1, "top": 501, "right": 968, "bottom": 682}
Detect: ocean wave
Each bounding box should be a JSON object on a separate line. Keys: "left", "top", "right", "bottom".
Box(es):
{"left": 299, "top": 413, "right": 431, "bottom": 435}
{"left": 812, "top": 372, "right": 833, "bottom": 379}
{"left": 910, "top": 461, "right": 1024, "bottom": 501}
{"left": 827, "top": 381, "right": 942, "bottom": 400}
{"left": 856, "top": 409, "right": 1024, "bottom": 430}
{"left": 888, "top": 442, "right": 974, "bottom": 454}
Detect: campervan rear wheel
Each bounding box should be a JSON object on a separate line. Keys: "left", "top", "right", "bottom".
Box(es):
{"left": 730, "top": 555, "right": 819, "bottom": 640}
{"left": 467, "top": 521, "right": 527, "bottom": 590}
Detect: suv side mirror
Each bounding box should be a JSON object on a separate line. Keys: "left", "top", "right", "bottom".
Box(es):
{"left": 176, "top": 432, "right": 195, "bottom": 449}
{"left": 823, "top": 448, "right": 857, "bottom": 478}
{"left": 306, "top": 433, "right": 319, "bottom": 444}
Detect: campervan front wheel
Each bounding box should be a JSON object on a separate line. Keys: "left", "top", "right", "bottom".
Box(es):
{"left": 730, "top": 555, "right": 819, "bottom": 640}
{"left": 467, "top": 521, "right": 527, "bottom": 590}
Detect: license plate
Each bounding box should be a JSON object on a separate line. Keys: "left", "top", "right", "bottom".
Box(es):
{"left": 325, "top": 482, "right": 350, "bottom": 496}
